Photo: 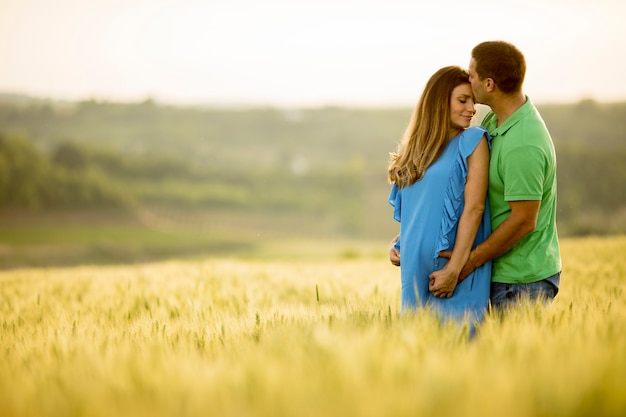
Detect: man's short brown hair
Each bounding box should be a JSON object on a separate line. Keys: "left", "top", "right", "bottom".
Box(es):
{"left": 471, "top": 41, "right": 526, "bottom": 94}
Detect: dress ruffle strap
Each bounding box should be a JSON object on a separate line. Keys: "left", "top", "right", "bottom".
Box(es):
{"left": 388, "top": 183, "right": 401, "bottom": 222}
{"left": 433, "top": 127, "right": 490, "bottom": 261}
{"left": 388, "top": 183, "right": 401, "bottom": 250}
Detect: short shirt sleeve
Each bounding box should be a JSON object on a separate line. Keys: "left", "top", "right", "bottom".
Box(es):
{"left": 502, "top": 145, "right": 546, "bottom": 201}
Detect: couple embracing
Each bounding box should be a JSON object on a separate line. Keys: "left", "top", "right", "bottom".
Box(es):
{"left": 388, "top": 41, "right": 562, "bottom": 327}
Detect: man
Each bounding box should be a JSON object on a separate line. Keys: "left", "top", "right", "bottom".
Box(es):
{"left": 390, "top": 41, "right": 561, "bottom": 311}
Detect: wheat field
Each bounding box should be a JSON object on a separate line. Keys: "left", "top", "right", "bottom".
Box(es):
{"left": 1, "top": 236, "right": 625, "bottom": 417}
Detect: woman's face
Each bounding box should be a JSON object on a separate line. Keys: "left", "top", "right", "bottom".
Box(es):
{"left": 449, "top": 83, "right": 476, "bottom": 131}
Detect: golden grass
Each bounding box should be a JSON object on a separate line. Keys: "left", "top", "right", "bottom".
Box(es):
{"left": 1, "top": 236, "right": 626, "bottom": 417}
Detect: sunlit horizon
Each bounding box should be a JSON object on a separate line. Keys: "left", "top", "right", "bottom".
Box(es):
{"left": 1, "top": 0, "right": 625, "bottom": 107}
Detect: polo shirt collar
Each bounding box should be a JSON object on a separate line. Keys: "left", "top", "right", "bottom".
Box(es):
{"left": 492, "top": 95, "right": 533, "bottom": 136}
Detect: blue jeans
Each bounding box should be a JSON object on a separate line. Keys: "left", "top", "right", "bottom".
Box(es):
{"left": 490, "top": 272, "right": 560, "bottom": 311}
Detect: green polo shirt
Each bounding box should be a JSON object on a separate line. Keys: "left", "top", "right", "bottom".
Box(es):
{"left": 482, "top": 96, "right": 561, "bottom": 284}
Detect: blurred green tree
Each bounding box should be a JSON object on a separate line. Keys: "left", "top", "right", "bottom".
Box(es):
{"left": 52, "top": 142, "right": 86, "bottom": 171}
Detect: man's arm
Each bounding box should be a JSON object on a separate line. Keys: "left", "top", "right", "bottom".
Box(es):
{"left": 455, "top": 199, "right": 540, "bottom": 280}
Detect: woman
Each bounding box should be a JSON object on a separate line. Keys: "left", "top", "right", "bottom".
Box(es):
{"left": 388, "top": 66, "right": 491, "bottom": 324}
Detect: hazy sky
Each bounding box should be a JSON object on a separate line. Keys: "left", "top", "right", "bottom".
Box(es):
{"left": 1, "top": 0, "right": 624, "bottom": 106}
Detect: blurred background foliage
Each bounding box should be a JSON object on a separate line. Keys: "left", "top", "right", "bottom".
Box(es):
{"left": 0, "top": 95, "right": 624, "bottom": 267}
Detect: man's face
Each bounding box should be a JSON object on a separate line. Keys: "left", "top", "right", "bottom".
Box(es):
{"left": 468, "top": 58, "right": 486, "bottom": 104}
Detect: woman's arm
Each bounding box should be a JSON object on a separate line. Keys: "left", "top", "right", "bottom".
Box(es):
{"left": 429, "top": 136, "right": 489, "bottom": 298}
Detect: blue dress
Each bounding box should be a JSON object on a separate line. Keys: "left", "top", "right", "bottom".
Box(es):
{"left": 388, "top": 126, "right": 492, "bottom": 323}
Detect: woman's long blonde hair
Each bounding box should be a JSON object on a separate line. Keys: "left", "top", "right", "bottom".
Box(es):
{"left": 388, "top": 66, "right": 470, "bottom": 188}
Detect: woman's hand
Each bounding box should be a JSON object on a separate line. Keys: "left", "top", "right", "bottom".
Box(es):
{"left": 389, "top": 235, "right": 400, "bottom": 266}
{"left": 429, "top": 267, "right": 458, "bottom": 298}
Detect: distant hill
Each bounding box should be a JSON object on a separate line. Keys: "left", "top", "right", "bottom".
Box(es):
{"left": 0, "top": 93, "right": 625, "bottom": 237}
